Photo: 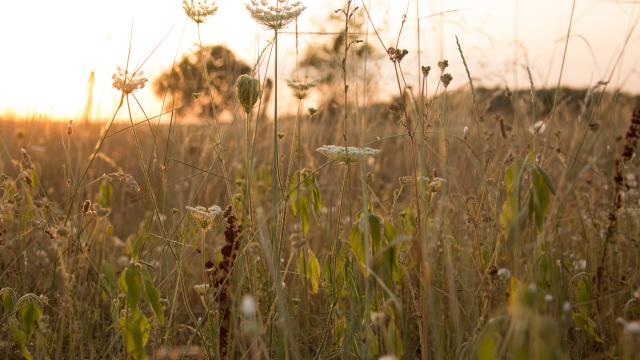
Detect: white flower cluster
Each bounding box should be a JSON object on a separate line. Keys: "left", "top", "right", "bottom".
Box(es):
{"left": 186, "top": 205, "right": 222, "bottom": 229}
{"left": 247, "top": 0, "right": 305, "bottom": 30}
{"left": 316, "top": 145, "right": 381, "bottom": 164}
{"left": 287, "top": 79, "right": 316, "bottom": 100}
{"left": 183, "top": 0, "right": 218, "bottom": 23}
{"left": 112, "top": 67, "right": 148, "bottom": 94}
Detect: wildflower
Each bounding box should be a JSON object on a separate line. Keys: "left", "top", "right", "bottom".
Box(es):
{"left": 240, "top": 295, "right": 256, "bottom": 317}
{"left": 308, "top": 107, "right": 318, "bottom": 116}
{"left": 235, "top": 74, "right": 261, "bottom": 114}
{"left": 634, "top": 288, "right": 640, "bottom": 300}
{"left": 463, "top": 126, "right": 469, "bottom": 140}
{"left": 573, "top": 258, "right": 587, "bottom": 271}
{"left": 562, "top": 301, "right": 572, "bottom": 312}
{"left": 287, "top": 79, "right": 316, "bottom": 100}
{"left": 529, "top": 120, "right": 547, "bottom": 135}
{"left": 438, "top": 60, "right": 449, "bottom": 72}
{"left": 316, "top": 145, "right": 381, "bottom": 164}
{"left": 246, "top": 0, "right": 305, "bottom": 30}
{"left": 183, "top": 0, "right": 218, "bottom": 23}
{"left": 545, "top": 293, "right": 553, "bottom": 302}
{"left": 186, "top": 205, "right": 223, "bottom": 229}
{"left": 112, "top": 67, "right": 148, "bottom": 94}
{"left": 497, "top": 268, "right": 511, "bottom": 281}
{"left": 441, "top": 73, "right": 453, "bottom": 88}
{"left": 116, "top": 256, "right": 130, "bottom": 268}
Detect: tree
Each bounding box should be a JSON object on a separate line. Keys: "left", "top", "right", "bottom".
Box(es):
{"left": 153, "top": 45, "right": 252, "bottom": 118}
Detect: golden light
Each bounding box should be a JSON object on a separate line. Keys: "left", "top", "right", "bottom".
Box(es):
{"left": 0, "top": 0, "right": 638, "bottom": 120}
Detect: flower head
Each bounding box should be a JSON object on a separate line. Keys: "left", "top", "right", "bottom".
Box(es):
{"left": 247, "top": 0, "right": 305, "bottom": 30}
{"left": 186, "top": 205, "right": 222, "bottom": 229}
{"left": 316, "top": 145, "right": 381, "bottom": 164}
{"left": 112, "top": 66, "right": 148, "bottom": 94}
{"left": 183, "top": 0, "right": 218, "bottom": 23}
{"left": 497, "top": 267, "right": 511, "bottom": 281}
{"left": 236, "top": 74, "right": 261, "bottom": 114}
{"left": 287, "top": 79, "right": 316, "bottom": 100}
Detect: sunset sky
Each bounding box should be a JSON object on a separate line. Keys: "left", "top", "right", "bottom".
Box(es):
{"left": 1, "top": 0, "right": 639, "bottom": 120}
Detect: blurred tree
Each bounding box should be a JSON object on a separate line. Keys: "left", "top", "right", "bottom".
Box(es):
{"left": 153, "top": 45, "right": 251, "bottom": 118}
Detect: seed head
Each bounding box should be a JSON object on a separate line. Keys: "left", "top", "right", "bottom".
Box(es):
{"left": 438, "top": 60, "right": 449, "bottom": 72}
{"left": 287, "top": 79, "right": 316, "bottom": 100}
{"left": 186, "top": 205, "right": 223, "bottom": 229}
{"left": 183, "top": 0, "right": 218, "bottom": 23}
{"left": 235, "top": 74, "right": 261, "bottom": 114}
{"left": 247, "top": 0, "right": 305, "bottom": 30}
{"left": 421, "top": 65, "right": 431, "bottom": 77}
{"left": 440, "top": 73, "right": 453, "bottom": 88}
{"left": 497, "top": 268, "right": 511, "bottom": 281}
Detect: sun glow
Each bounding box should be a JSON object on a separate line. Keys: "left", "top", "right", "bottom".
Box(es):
{"left": 1, "top": 0, "right": 638, "bottom": 120}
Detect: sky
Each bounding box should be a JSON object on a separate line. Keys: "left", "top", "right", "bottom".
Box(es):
{"left": 0, "top": 0, "right": 639, "bottom": 120}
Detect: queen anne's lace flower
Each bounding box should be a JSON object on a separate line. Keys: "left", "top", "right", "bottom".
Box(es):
{"left": 316, "top": 145, "right": 381, "bottom": 164}
{"left": 186, "top": 205, "right": 222, "bottom": 229}
{"left": 112, "top": 67, "right": 148, "bottom": 94}
{"left": 247, "top": 0, "right": 305, "bottom": 30}
{"left": 287, "top": 79, "right": 316, "bottom": 100}
{"left": 183, "top": 0, "right": 218, "bottom": 23}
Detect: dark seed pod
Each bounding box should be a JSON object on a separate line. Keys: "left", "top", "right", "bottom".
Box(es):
{"left": 235, "top": 74, "right": 261, "bottom": 114}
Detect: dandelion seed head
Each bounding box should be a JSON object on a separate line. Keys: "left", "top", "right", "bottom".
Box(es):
{"left": 240, "top": 295, "right": 257, "bottom": 317}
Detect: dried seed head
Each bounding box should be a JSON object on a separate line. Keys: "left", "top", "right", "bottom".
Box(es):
{"left": 440, "top": 73, "right": 453, "bottom": 88}
{"left": 82, "top": 200, "right": 92, "bottom": 214}
{"left": 186, "top": 205, "right": 223, "bottom": 229}
{"left": 67, "top": 120, "right": 73, "bottom": 136}
{"left": 287, "top": 79, "right": 316, "bottom": 100}
{"left": 387, "top": 47, "right": 409, "bottom": 63}
{"left": 438, "top": 60, "right": 449, "bottom": 72}
{"left": 235, "top": 74, "right": 261, "bottom": 114}
{"left": 421, "top": 65, "right": 431, "bottom": 77}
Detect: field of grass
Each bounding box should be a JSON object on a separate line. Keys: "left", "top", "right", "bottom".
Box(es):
{"left": 2, "top": 1, "right": 640, "bottom": 359}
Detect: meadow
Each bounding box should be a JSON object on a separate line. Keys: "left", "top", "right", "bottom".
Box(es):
{"left": 1, "top": 0, "right": 640, "bottom": 359}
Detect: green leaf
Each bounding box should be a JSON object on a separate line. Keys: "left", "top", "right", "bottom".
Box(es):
{"left": 143, "top": 274, "right": 165, "bottom": 325}
{"left": 120, "top": 309, "right": 150, "bottom": 359}
{"left": 1, "top": 288, "right": 16, "bottom": 314}
{"left": 297, "top": 248, "right": 321, "bottom": 294}
{"left": 19, "top": 300, "right": 42, "bottom": 338}
{"left": 368, "top": 213, "right": 383, "bottom": 250}
{"left": 98, "top": 181, "right": 113, "bottom": 208}
{"left": 349, "top": 225, "right": 365, "bottom": 267}
{"left": 119, "top": 265, "right": 143, "bottom": 309}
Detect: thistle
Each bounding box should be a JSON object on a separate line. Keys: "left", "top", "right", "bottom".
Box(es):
{"left": 182, "top": 0, "right": 218, "bottom": 23}
{"left": 236, "top": 74, "right": 261, "bottom": 114}
{"left": 316, "top": 145, "right": 381, "bottom": 164}
{"left": 246, "top": 0, "right": 305, "bottom": 30}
